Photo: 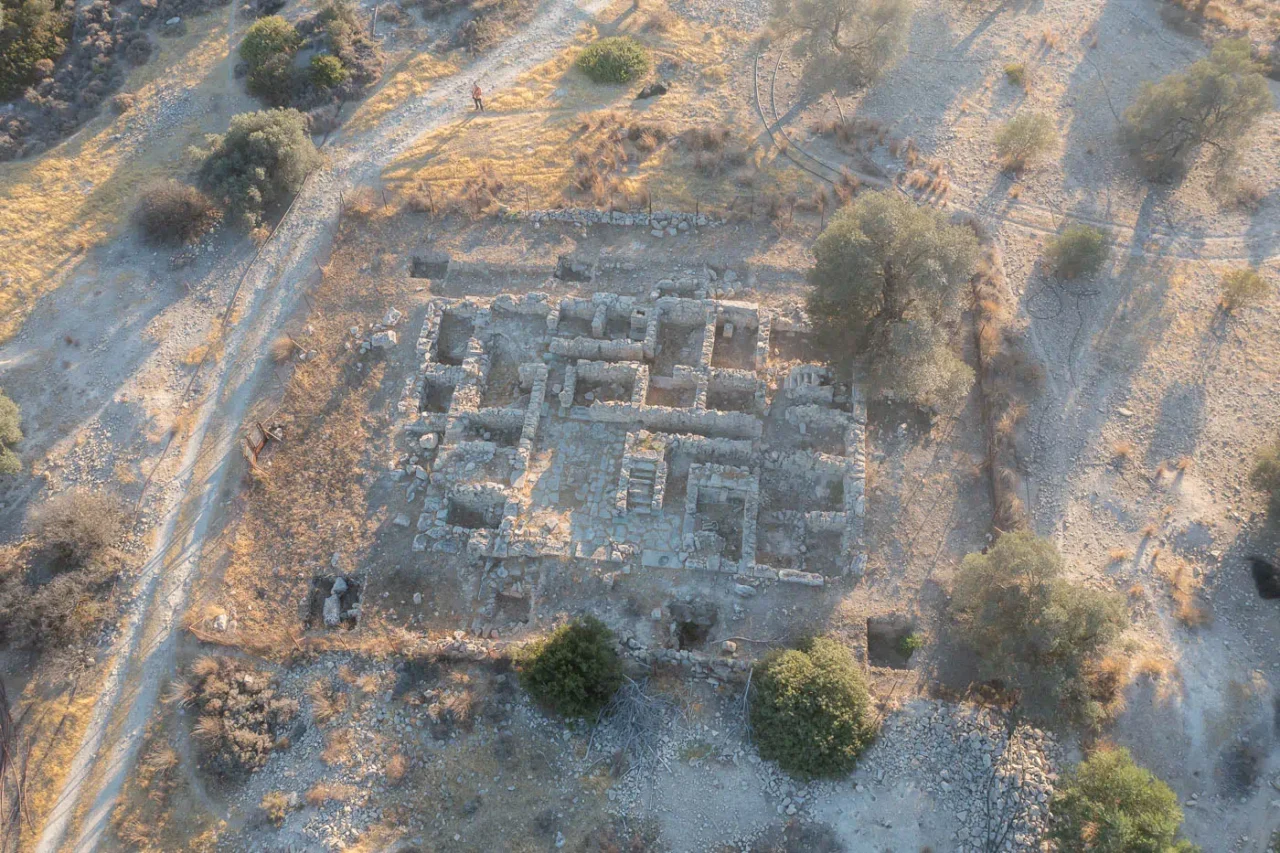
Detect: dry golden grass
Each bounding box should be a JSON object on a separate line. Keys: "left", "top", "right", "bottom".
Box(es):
{"left": 346, "top": 53, "right": 457, "bottom": 132}
{"left": 0, "top": 14, "right": 249, "bottom": 343}
{"left": 1108, "top": 546, "right": 1133, "bottom": 563}
{"left": 1111, "top": 440, "right": 1135, "bottom": 462}
{"left": 383, "top": 4, "right": 792, "bottom": 215}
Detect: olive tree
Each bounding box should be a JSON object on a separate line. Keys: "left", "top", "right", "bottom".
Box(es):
{"left": 950, "top": 531, "right": 1127, "bottom": 724}
{"left": 1122, "top": 38, "right": 1273, "bottom": 178}
{"left": 198, "top": 109, "right": 320, "bottom": 230}
{"left": 770, "top": 0, "right": 914, "bottom": 87}
{"left": 1051, "top": 747, "right": 1199, "bottom": 852}
{"left": 807, "top": 189, "right": 979, "bottom": 411}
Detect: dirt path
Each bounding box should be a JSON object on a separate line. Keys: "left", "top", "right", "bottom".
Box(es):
{"left": 31, "top": 3, "right": 608, "bottom": 849}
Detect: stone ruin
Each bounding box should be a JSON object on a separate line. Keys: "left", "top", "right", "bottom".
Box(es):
{"left": 394, "top": 288, "right": 867, "bottom": 589}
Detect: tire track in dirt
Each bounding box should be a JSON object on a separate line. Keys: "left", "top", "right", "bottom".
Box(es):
{"left": 34, "top": 3, "right": 609, "bottom": 850}
{"left": 754, "top": 42, "right": 1280, "bottom": 266}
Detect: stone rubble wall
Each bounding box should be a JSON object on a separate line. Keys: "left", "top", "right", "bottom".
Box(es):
{"left": 548, "top": 336, "right": 644, "bottom": 362}
{"left": 521, "top": 208, "right": 723, "bottom": 228}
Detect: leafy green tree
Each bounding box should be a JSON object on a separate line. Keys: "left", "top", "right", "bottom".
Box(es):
{"left": 0, "top": 389, "right": 21, "bottom": 476}
{"left": 995, "top": 112, "right": 1057, "bottom": 170}
{"left": 807, "top": 189, "right": 979, "bottom": 411}
{"left": 0, "top": 0, "right": 68, "bottom": 99}
{"left": 950, "top": 531, "right": 1127, "bottom": 723}
{"left": 1051, "top": 747, "right": 1199, "bottom": 852}
{"left": 239, "top": 15, "right": 300, "bottom": 69}
{"left": 749, "top": 637, "right": 876, "bottom": 778}
{"left": 770, "top": 0, "right": 914, "bottom": 86}
{"left": 1251, "top": 437, "right": 1280, "bottom": 518}
{"left": 198, "top": 109, "right": 320, "bottom": 229}
{"left": 517, "top": 616, "right": 623, "bottom": 719}
{"left": 1122, "top": 38, "right": 1273, "bottom": 178}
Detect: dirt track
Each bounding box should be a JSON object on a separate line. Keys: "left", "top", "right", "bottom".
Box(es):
{"left": 29, "top": 2, "right": 609, "bottom": 848}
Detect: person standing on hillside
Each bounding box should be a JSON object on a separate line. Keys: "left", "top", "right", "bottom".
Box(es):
{"left": 472, "top": 82, "right": 485, "bottom": 112}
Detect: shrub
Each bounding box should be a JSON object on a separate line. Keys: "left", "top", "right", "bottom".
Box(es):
{"left": 1050, "top": 747, "right": 1198, "bottom": 852}
{"left": 0, "top": 389, "right": 20, "bottom": 476}
{"left": 750, "top": 638, "right": 876, "bottom": 778}
{"left": 0, "top": 543, "right": 121, "bottom": 649}
{"left": 950, "top": 531, "right": 1127, "bottom": 724}
{"left": 1221, "top": 267, "right": 1268, "bottom": 312}
{"left": 516, "top": 616, "right": 623, "bottom": 718}
{"left": 187, "top": 656, "right": 299, "bottom": 773}
{"left": 1045, "top": 224, "right": 1109, "bottom": 279}
{"left": 897, "top": 632, "right": 924, "bottom": 658}
{"left": 807, "top": 190, "right": 979, "bottom": 411}
{"left": 133, "top": 181, "right": 221, "bottom": 246}
{"left": 1251, "top": 437, "right": 1280, "bottom": 517}
{"left": 198, "top": 109, "right": 321, "bottom": 229}
{"left": 309, "top": 53, "right": 348, "bottom": 87}
{"left": 1003, "top": 62, "right": 1026, "bottom": 87}
{"left": 29, "top": 489, "right": 126, "bottom": 564}
{"left": 239, "top": 15, "right": 300, "bottom": 69}
{"left": 1122, "top": 38, "right": 1272, "bottom": 178}
{"left": 576, "top": 36, "right": 649, "bottom": 84}
{"left": 260, "top": 791, "right": 293, "bottom": 826}
{"left": 995, "top": 112, "right": 1056, "bottom": 170}
{"left": 0, "top": 0, "right": 70, "bottom": 100}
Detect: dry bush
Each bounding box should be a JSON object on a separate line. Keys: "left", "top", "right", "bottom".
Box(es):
{"left": 133, "top": 181, "right": 220, "bottom": 247}
{"left": 1221, "top": 266, "right": 1269, "bottom": 312}
{"left": 386, "top": 753, "right": 407, "bottom": 784}
{"left": 260, "top": 790, "right": 293, "bottom": 826}
{"left": 1108, "top": 547, "right": 1132, "bottom": 563}
{"left": 307, "top": 678, "right": 346, "bottom": 723}
{"left": 449, "top": 165, "right": 507, "bottom": 218}
{"left": 1004, "top": 62, "right": 1027, "bottom": 88}
{"left": 321, "top": 727, "right": 355, "bottom": 766}
{"left": 187, "top": 657, "right": 298, "bottom": 773}
{"left": 1111, "top": 440, "right": 1134, "bottom": 464}
{"left": 29, "top": 489, "right": 126, "bottom": 564}
{"left": 1154, "top": 552, "right": 1208, "bottom": 627}
{"left": 995, "top": 113, "right": 1057, "bottom": 171}
{"left": 305, "top": 782, "right": 357, "bottom": 805}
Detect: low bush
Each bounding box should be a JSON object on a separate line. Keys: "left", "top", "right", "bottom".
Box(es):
{"left": 310, "top": 53, "right": 348, "bottom": 87}
{"left": 1251, "top": 437, "right": 1280, "bottom": 518}
{"left": 1045, "top": 224, "right": 1109, "bottom": 279}
{"left": 198, "top": 108, "right": 320, "bottom": 229}
{"left": 1050, "top": 747, "right": 1198, "bottom": 852}
{"left": 749, "top": 637, "right": 876, "bottom": 778}
{"left": 1221, "top": 266, "right": 1269, "bottom": 312}
{"left": 995, "top": 112, "right": 1056, "bottom": 170}
{"left": 897, "top": 632, "right": 924, "bottom": 658}
{"left": 576, "top": 36, "right": 649, "bottom": 84}
{"left": 185, "top": 656, "right": 299, "bottom": 773}
{"left": 0, "top": 389, "right": 20, "bottom": 476}
{"left": 29, "top": 489, "right": 126, "bottom": 564}
{"left": 1003, "top": 62, "right": 1026, "bottom": 88}
{"left": 133, "top": 181, "right": 221, "bottom": 245}
{"left": 516, "top": 616, "right": 623, "bottom": 719}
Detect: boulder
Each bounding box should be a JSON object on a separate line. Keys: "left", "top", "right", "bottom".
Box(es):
{"left": 322, "top": 594, "right": 341, "bottom": 628}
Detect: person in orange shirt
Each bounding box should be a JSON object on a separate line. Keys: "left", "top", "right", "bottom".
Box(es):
{"left": 471, "top": 82, "right": 485, "bottom": 112}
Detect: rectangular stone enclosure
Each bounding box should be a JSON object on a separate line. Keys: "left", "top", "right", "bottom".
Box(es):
{"left": 397, "top": 291, "right": 867, "bottom": 587}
